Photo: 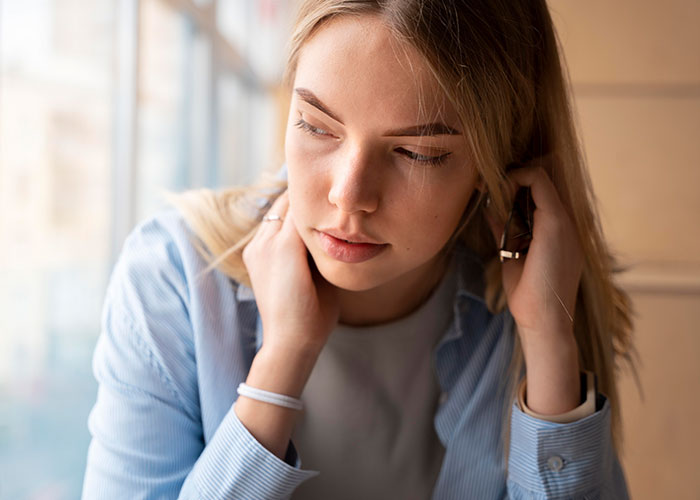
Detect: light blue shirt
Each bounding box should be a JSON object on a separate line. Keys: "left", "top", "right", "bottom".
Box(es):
{"left": 82, "top": 209, "right": 630, "bottom": 499}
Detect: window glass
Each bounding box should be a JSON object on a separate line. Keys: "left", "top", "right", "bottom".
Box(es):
{"left": 217, "top": 0, "right": 295, "bottom": 183}
{"left": 0, "top": 0, "right": 292, "bottom": 497}
{"left": 0, "top": 0, "right": 114, "bottom": 497}
{"left": 135, "top": 0, "right": 189, "bottom": 221}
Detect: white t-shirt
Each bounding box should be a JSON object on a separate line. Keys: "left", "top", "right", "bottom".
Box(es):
{"left": 291, "top": 263, "right": 457, "bottom": 500}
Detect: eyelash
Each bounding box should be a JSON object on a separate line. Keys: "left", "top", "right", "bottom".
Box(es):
{"left": 294, "top": 118, "right": 330, "bottom": 138}
{"left": 293, "top": 118, "right": 452, "bottom": 166}
{"left": 395, "top": 148, "right": 451, "bottom": 166}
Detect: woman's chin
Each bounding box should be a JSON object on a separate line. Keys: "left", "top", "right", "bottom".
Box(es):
{"left": 313, "top": 256, "right": 391, "bottom": 292}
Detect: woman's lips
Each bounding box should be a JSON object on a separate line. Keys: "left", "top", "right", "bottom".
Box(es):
{"left": 316, "top": 231, "right": 388, "bottom": 263}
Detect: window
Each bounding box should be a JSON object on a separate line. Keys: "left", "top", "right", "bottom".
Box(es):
{"left": 0, "top": 0, "right": 292, "bottom": 496}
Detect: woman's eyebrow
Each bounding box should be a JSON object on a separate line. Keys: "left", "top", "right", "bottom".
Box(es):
{"left": 295, "top": 88, "right": 344, "bottom": 124}
{"left": 294, "top": 87, "right": 462, "bottom": 136}
{"left": 383, "top": 123, "right": 462, "bottom": 137}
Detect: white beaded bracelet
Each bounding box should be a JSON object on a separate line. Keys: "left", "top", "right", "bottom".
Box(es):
{"left": 236, "top": 382, "right": 304, "bottom": 411}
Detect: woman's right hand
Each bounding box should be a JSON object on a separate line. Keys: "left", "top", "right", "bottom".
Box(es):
{"left": 236, "top": 190, "right": 337, "bottom": 459}
{"left": 242, "top": 189, "right": 340, "bottom": 356}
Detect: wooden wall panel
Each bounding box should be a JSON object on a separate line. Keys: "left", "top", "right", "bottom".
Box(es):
{"left": 617, "top": 293, "right": 700, "bottom": 500}
{"left": 550, "top": 1, "right": 700, "bottom": 84}
{"left": 551, "top": 1, "right": 700, "bottom": 498}
{"left": 575, "top": 97, "right": 700, "bottom": 263}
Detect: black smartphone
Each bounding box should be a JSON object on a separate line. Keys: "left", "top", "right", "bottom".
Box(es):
{"left": 499, "top": 185, "right": 534, "bottom": 262}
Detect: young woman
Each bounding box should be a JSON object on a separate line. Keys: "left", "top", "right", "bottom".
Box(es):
{"left": 82, "top": 1, "right": 635, "bottom": 498}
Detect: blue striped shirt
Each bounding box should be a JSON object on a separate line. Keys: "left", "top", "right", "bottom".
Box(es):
{"left": 82, "top": 209, "right": 629, "bottom": 499}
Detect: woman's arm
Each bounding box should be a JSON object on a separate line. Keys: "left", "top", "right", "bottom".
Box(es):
{"left": 82, "top": 213, "right": 320, "bottom": 499}
{"left": 507, "top": 394, "right": 630, "bottom": 499}
{"left": 489, "top": 165, "right": 584, "bottom": 415}
{"left": 234, "top": 342, "right": 321, "bottom": 460}
{"left": 235, "top": 190, "right": 339, "bottom": 459}
{"left": 485, "top": 165, "right": 630, "bottom": 498}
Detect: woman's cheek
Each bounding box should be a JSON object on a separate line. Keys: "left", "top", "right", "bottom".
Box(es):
{"left": 288, "top": 162, "right": 325, "bottom": 217}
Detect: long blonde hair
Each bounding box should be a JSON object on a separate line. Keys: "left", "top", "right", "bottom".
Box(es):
{"left": 168, "top": 0, "right": 636, "bottom": 458}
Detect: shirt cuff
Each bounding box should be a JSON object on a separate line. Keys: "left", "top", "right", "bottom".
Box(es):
{"left": 183, "top": 402, "right": 319, "bottom": 499}
{"left": 508, "top": 395, "right": 613, "bottom": 499}
{"left": 517, "top": 370, "right": 596, "bottom": 424}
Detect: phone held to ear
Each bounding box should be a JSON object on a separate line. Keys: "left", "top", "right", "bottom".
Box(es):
{"left": 499, "top": 168, "right": 534, "bottom": 263}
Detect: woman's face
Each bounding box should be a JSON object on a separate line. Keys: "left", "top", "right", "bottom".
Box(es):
{"left": 285, "top": 15, "right": 479, "bottom": 292}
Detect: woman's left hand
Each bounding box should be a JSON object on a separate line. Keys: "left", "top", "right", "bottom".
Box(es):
{"left": 485, "top": 165, "right": 584, "bottom": 415}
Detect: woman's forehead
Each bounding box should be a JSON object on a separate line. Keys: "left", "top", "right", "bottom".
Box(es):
{"left": 293, "top": 15, "right": 458, "bottom": 128}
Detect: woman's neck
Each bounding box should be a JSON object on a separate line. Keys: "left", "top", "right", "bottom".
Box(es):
{"left": 335, "top": 252, "right": 451, "bottom": 327}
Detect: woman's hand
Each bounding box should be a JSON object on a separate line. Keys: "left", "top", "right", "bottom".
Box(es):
{"left": 486, "top": 165, "right": 584, "bottom": 415}
{"left": 236, "top": 190, "right": 339, "bottom": 459}
{"left": 243, "top": 190, "right": 340, "bottom": 356}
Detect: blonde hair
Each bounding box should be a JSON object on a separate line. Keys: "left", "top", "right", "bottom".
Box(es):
{"left": 167, "top": 0, "right": 636, "bottom": 458}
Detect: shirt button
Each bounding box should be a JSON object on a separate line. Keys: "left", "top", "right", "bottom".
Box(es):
{"left": 547, "top": 455, "right": 564, "bottom": 472}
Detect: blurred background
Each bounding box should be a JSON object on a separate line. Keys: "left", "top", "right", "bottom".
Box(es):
{"left": 0, "top": 0, "right": 697, "bottom": 498}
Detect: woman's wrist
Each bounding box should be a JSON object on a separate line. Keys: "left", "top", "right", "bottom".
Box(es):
{"left": 519, "top": 328, "right": 581, "bottom": 415}
{"left": 518, "top": 371, "right": 595, "bottom": 423}
{"left": 248, "top": 341, "right": 322, "bottom": 399}
{"left": 233, "top": 342, "right": 322, "bottom": 460}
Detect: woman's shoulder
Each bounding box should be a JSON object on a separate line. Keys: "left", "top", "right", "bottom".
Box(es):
{"left": 103, "top": 208, "right": 257, "bottom": 359}
{"left": 106, "top": 209, "right": 254, "bottom": 334}
{"left": 95, "top": 209, "right": 258, "bottom": 429}
{"left": 109, "top": 209, "right": 195, "bottom": 303}
{"left": 114, "top": 208, "right": 247, "bottom": 292}
{"left": 119, "top": 208, "right": 204, "bottom": 271}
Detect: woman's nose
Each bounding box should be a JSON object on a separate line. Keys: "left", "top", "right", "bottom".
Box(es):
{"left": 327, "top": 147, "right": 380, "bottom": 214}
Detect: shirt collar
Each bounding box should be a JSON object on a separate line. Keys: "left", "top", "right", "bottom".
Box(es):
{"left": 451, "top": 242, "right": 487, "bottom": 307}
{"left": 236, "top": 281, "right": 255, "bottom": 302}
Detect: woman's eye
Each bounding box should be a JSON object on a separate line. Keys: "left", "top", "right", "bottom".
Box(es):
{"left": 395, "top": 147, "right": 451, "bottom": 166}
{"left": 294, "top": 118, "right": 331, "bottom": 137}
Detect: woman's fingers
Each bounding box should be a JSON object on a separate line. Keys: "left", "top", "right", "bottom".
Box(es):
{"left": 506, "top": 166, "right": 562, "bottom": 215}
{"left": 243, "top": 190, "right": 289, "bottom": 268}
{"left": 258, "top": 191, "right": 289, "bottom": 235}
{"left": 269, "top": 189, "right": 290, "bottom": 218}
{"left": 482, "top": 165, "right": 564, "bottom": 250}
{"left": 243, "top": 187, "right": 338, "bottom": 351}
